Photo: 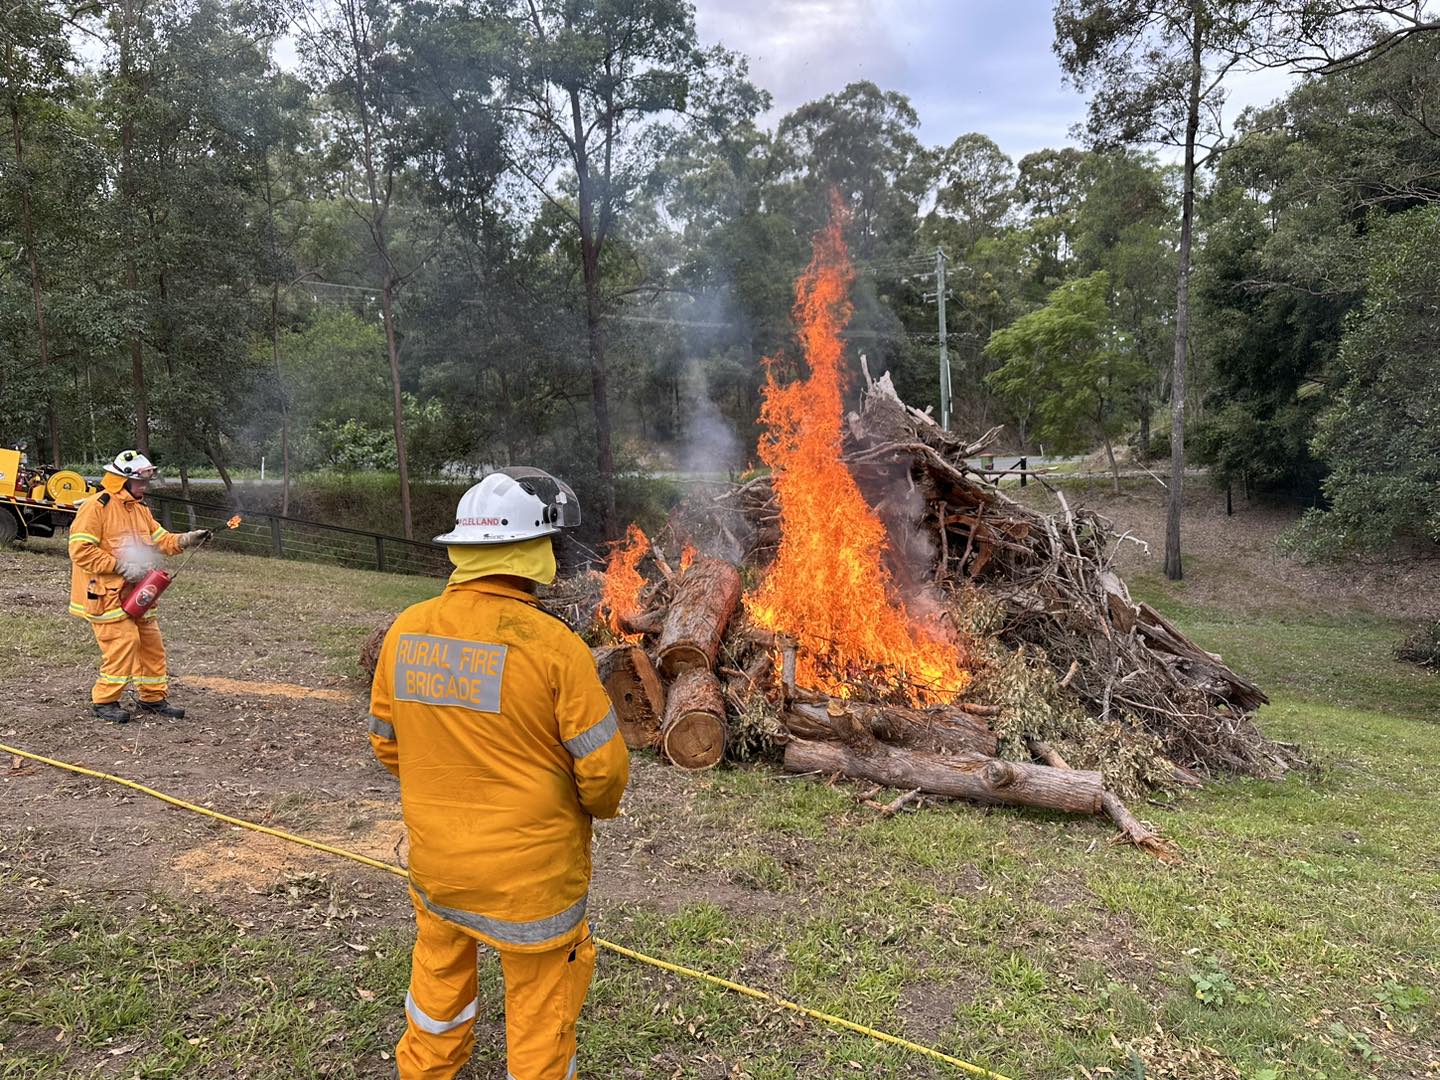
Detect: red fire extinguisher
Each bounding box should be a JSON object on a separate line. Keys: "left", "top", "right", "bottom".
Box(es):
{"left": 121, "top": 568, "right": 173, "bottom": 619}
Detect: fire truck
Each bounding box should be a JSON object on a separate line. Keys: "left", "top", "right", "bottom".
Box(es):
{"left": 0, "top": 447, "right": 95, "bottom": 543}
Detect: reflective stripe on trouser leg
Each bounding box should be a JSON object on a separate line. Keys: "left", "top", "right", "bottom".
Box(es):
{"left": 397, "top": 891, "right": 480, "bottom": 1080}
{"left": 499, "top": 925, "right": 594, "bottom": 1080}
{"left": 134, "top": 618, "right": 168, "bottom": 702}
{"left": 91, "top": 620, "right": 141, "bottom": 704}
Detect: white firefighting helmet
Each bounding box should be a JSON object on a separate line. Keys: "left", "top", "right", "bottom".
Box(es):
{"left": 103, "top": 450, "right": 158, "bottom": 479}
{"left": 435, "top": 467, "right": 581, "bottom": 545}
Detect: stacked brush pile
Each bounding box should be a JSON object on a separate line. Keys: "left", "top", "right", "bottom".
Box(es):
{"left": 364, "top": 377, "right": 1304, "bottom": 857}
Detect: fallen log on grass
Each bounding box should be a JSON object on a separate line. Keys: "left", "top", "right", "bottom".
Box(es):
{"left": 657, "top": 556, "right": 742, "bottom": 677}
{"left": 592, "top": 645, "right": 666, "bottom": 749}
{"left": 662, "top": 669, "right": 728, "bottom": 770}
{"left": 783, "top": 737, "right": 1104, "bottom": 815}
{"left": 1026, "top": 737, "right": 1180, "bottom": 862}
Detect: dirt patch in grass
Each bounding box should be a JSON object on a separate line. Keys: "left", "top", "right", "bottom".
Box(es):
{"left": 171, "top": 811, "right": 406, "bottom": 895}
{"left": 181, "top": 675, "right": 356, "bottom": 702}
{"left": 173, "top": 831, "right": 338, "bottom": 891}
{"left": 897, "top": 977, "right": 974, "bottom": 1044}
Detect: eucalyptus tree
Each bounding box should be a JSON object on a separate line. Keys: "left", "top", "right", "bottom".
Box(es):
{"left": 774, "top": 81, "right": 932, "bottom": 262}
{"left": 294, "top": 0, "right": 430, "bottom": 536}
{"left": 1054, "top": 0, "right": 1291, "bottom": 579}
{"left": 1, "top": 0, "right": 74, "bottom": 463}
{"left": 468, "top": 0, "right": 760, "bottom": 536}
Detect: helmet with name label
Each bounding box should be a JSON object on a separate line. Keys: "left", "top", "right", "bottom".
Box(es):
{"left": 434, "top": 467, "right": 581, "bottom": 545}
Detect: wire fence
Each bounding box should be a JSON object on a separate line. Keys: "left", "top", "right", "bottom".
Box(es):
{"left": 149, "top": 494, "right": 450, "bottom": 578}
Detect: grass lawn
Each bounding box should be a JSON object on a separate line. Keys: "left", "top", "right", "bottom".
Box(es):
{"left": 1, "top": 543, "right": 1436, "bottom": 1079}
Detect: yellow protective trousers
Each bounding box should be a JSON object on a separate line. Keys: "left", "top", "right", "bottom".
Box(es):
{"left": 398, "top": 889, "right": 594, "bottom": 1080}
{"left": 90, "top": 617, "right": 168, "bottom": 703}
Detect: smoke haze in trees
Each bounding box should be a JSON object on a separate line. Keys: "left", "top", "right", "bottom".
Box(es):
{"left": 680, "top": 361, "right": 742, "bottom": 480}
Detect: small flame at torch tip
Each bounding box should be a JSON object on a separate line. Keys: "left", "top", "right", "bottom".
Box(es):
{"left": 226, "top": 515, "right": 242, "bottom": 529}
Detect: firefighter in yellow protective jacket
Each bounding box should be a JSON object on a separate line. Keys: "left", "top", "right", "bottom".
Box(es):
{"left": 68, "top": 450, "right": 210, "bottom": 724}
{"left": 369, "top": 467, "right": 629, "bottom": 1080}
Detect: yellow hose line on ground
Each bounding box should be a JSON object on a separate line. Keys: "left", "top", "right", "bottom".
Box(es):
{"left": 1, "top": 741, "right": 1013, "bottom": 1080}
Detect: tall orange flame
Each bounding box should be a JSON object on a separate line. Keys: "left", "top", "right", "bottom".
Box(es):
{"left": 745, "top": 205, "right": 968, "bottom": 704}
{"left": 602, "top": 524, "right": 651, "bottom": 641}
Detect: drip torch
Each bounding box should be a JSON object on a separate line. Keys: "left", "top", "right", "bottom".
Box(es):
{"left": 120, "top": 515, "right": 243, "bottom": 619}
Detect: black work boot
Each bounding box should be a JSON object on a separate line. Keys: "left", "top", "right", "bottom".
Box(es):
{"left": 137, "top": 699, "right": 186, "bottom": 719}
{"left": 93, "top": 702, "right": 131, "bottom": 724}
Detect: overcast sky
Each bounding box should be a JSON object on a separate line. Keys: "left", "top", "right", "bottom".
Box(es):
{"left": 694, "top": 0, "right": 1299, "bottom": 162}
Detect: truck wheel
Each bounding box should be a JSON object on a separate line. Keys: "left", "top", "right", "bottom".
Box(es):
{"left": 0, "top": 509, "right": 18, "bottom": 544}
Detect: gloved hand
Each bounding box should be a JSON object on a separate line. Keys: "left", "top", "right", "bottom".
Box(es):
{"left": 115, "top": 560, "right": 148, "bottom": 583}
{"left": 178, "top": 529, "right": 213, "bottom": 550}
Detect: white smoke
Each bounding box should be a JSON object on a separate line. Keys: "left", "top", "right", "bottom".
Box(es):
{"left": 680, "top": 360, "right": 743, "bottom": 481}
{"left": 865, "top": 465, "right": 950, "bottom": 629}
{"left": 118, "top": 536, "right": 163, "bottom": 574}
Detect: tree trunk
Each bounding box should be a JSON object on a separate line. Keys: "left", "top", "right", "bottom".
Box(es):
{"left": 1103, "top": 430, "right": 1120, "bottom": 495}
{"left": 783, "top": 737, "right": 1104, "bottom": 816}
{"left": 661, "top": 669, "right": 727, "bottom": 770}
{"left": 118, "top": 10, "right": 149, "bottom": 457}
{"left": 203, "top": 436, "right": 234, "bottom": 493}
{"left": 271, "top": 284, "right": 292, "bottom": 516}
{"left": 785, "top": 698, "right": 998, "bottom": 757}
{"left": 380, "top": 271, "right": 414, "bottom": 539}
{"left": 9, "top": 95, "right": 59, "bottom": 466}
{"left": 1139, "top": 388, "right": 1151, "bottom": 460}
{"left": 592, "top": 645, "right": 666, "bottom": 749}
{"left": 1166, "top": 7, "right": 1202, "bottom": 582}
{"left": 656, "top": 556, "right": 742, "bottom": 677}
{"left": 345, "top": 0, "right": 413, "bottom": 541}
{"left": 178, "top": 462, "right": 195, "bottom": 527}
{"left": 570, "top": 88, "right": 617, "bottom": 539}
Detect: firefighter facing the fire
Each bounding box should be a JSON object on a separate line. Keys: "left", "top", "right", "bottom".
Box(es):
{"left": 369, "top": 467, "right": 629, "bottom": 1080}
{"left": 67, "top": 450, "right": 210, "bottom": 724}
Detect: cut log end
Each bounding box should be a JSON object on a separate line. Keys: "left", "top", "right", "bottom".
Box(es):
{"left": 658, "top": 643, "right": 709, "bottom": 676}
{"left": 662, "top": 712, "right": 727, "bottom": 770}
{"left": 592, "top": 646, "right": 666, "bottom": 749}
{"left": 662, "top": 669, "right": 728, "bottom": 770}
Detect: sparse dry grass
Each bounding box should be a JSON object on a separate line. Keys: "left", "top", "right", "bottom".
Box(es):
{"left": 2, "top": 522, "right": 1438, "bottom": 1079}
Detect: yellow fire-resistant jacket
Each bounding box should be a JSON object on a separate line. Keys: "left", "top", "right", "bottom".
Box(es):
{"left": 68, "top": 488, "right": 184, "bottom": 622}
{"left": 368, "top": 578, "right": 629, "bottom": 953}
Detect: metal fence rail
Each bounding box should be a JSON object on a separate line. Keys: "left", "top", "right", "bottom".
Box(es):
{"left": 149, "top": 493, "right": 449, "bottom": 578}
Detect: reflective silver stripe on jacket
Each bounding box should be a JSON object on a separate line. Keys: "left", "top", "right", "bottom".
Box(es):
{"left": 368, "top": 715, "right": 396, "bottom": 740}
{"left": 509, "top": 1057, "right": 576, "bottom": 1080}
{"left": 405, "top": 990, "right": 477, "bottom": 1035}
{"left": 563, "top": 709, "right": 617, "bottom": 759}
{"left": 412, "top": 880, "right": 587, "bottom": 947}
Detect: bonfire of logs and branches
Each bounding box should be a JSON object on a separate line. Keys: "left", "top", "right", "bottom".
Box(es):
{"left": 544, "top": 374, "right": 1306, "bottom": 860}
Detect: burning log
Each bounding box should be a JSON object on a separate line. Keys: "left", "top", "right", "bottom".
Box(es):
{"left": 592, "top": 646, "right": 666, "bottom": 749}
{"left": 617, "top": 608, "right": 665, "bottom": 637}
{"left": 783, "top": 737, "right": 1104, "bottom": 816}
{"left": 661, "top": 669, "right": 728, "bottom": 770}
{"left": 785, "top": 699, "right": 997, "bottom": 757}
{"left": 656, "top": 555, "right": 742, "bottom": 678}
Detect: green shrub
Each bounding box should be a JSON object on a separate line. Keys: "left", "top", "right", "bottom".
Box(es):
{"left": 1394, "top": 620, "right": 1440, "bottom": 672}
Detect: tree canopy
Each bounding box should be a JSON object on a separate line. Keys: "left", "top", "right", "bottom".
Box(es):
{"left": 0, "top": 0, "right": 1435, "bottom": 554}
